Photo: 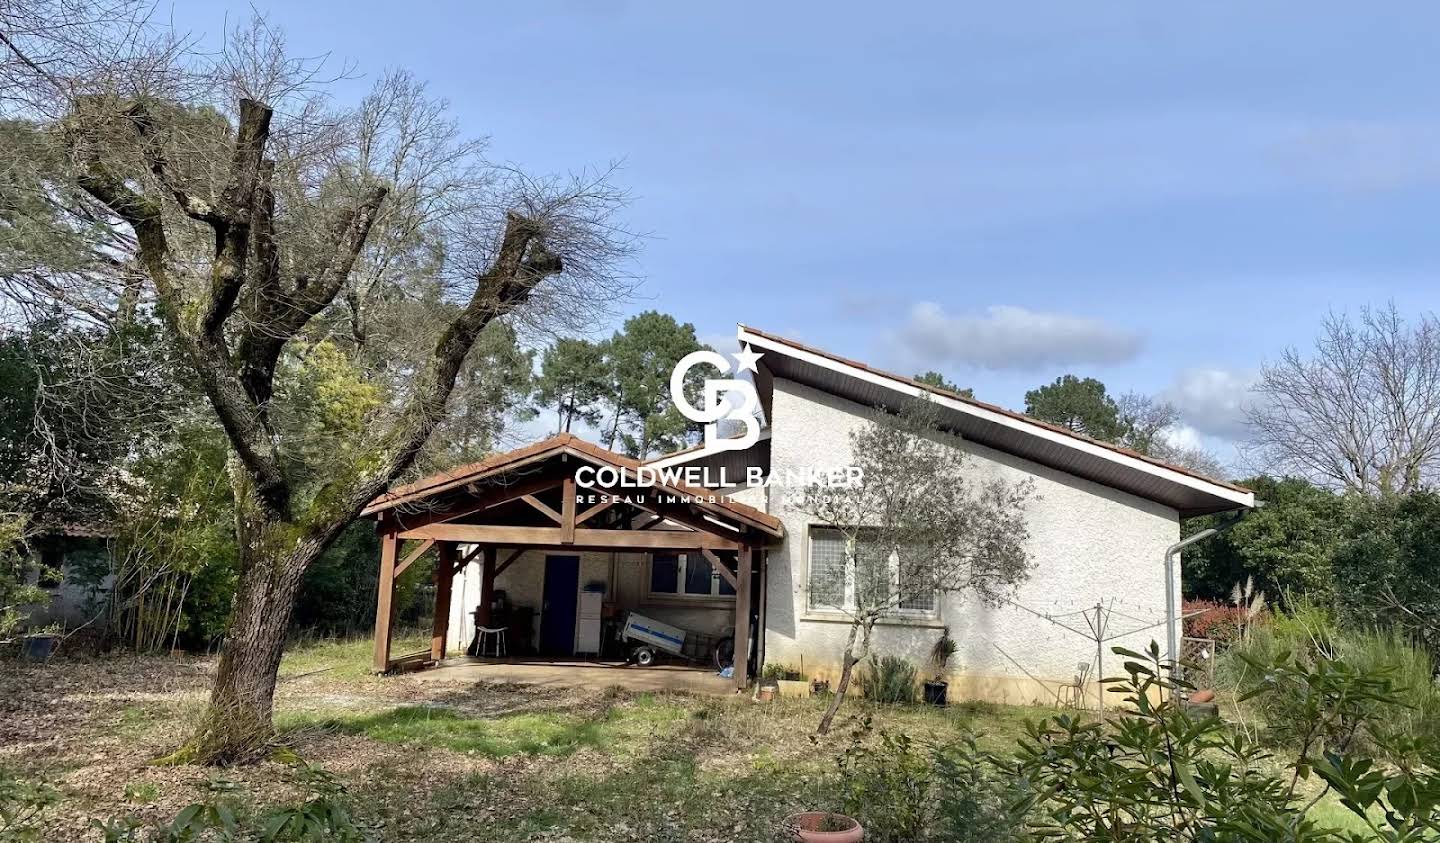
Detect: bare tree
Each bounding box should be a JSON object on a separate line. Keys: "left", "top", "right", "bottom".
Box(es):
{"left": 3, "top": 12, "right": 633, "bottom": 760}
{"left": 1118, "top": 392, "right": 1229, "bottom": 480}
{"left": 794, "top": 399, "right": 1033, "bottom": 734}
{"left": 1245, "top": 304, "right": 1440, "bottom": 496}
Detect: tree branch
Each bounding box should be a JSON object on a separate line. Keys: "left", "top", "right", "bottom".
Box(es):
{"left": 234, "top": 183, "right": 388, "bottom": 407}
{"left": 318, "top": 210, "right": 561, "bottom": 535}
{"left": 199, "top": 98, "right": 272, "bottom": 339}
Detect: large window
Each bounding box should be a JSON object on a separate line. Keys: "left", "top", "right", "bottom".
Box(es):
{"left": 649, "top": 552, "right": 736, "bottom": 599}
{"left": 808, "top": 527, "right": 936, "bottom": 615}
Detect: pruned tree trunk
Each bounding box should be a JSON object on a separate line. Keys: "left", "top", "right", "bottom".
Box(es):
{"left": 817, "top": 618, "right": 873, "bottom": 735}
{"left": 183, "top": 491, "right": 337, "bottom": 761}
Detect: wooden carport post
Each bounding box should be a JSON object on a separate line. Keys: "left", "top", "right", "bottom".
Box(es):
{"left": 431, "top": 542, "right": 458, "bottom": 661}
{"left": 373, "top": 521, "right": 399, "bottom": 673}
{"left": 477, "top": 546, "right": 497, "bottom": 627}
{"left": 733, "top": 546, "right": 753, "bottom": 690}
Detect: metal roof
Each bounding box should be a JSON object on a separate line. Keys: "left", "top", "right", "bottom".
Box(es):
{"left": 737, "top": 325, "right": 1254, "bottom": 518}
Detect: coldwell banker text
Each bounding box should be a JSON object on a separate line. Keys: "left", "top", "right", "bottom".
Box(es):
{"left": 574, "top": 465, "right": 863, "bottom": 490}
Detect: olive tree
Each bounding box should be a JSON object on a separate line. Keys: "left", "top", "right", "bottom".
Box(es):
{"left": 795, "top": 399, "right": 1034, "bottom": 734}
{"left": 2, "top": 9, "right": 632, "bottom": 760}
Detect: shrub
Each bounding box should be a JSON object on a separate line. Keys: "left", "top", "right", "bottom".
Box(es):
{"left": 1219, "top": 601, "right": 1440, "bottom": 754}
{"left": 837, "top": 723, "right": 931, "bottom": 843}
{"left": 856, "top": 655, "right": 917, "bottom": 705}
{"left": 1182, "top": 598, "right": 1258, "bottom": 643}
{"left": 0, "top": 768, "right": 59, "bottom": 841}
{"left": 930, "top": 735, "right": 1028, "bottom": 842}
{"left": 88, "top": 762, "right": 367, "bottom": 842}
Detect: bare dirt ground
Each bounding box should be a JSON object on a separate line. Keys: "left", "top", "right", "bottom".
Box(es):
{"left": 4, "top": 646, "right": 1004, "bottom": 842}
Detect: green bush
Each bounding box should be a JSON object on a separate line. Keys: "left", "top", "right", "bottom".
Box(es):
{"left": 930, "top": 735, "right": 1028, "bottom": 842}
{"left": 857, "top": 655, "right": 918, "bottom": 705}
{"left": 837, "top": 724, "right": 932, "bottom": 843}
{"left": 1219, "top": 601, "right": 1440, "bottom": 753}
{"left": 831, "top": 640, "right": 1440, "bottom": 841}
{"left": 0, "top": 767, "right": 59, "bottom": 841}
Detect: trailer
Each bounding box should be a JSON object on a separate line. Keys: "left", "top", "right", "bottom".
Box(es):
{"left": 619, "top": 611, "right": 733, "bottom": 669}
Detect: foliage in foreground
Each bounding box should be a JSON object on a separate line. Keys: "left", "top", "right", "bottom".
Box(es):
{"left": 1219, "top": 601, "right": 1440, "bottom": 754}
{"left": 2, "top": 761, "right": 367, "bottom": 842}
{"left": 836, "top": 641, "right": 1440, "bottom": 841}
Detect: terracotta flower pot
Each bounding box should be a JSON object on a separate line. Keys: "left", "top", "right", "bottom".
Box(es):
{"left": 757, "top": 685, "right": 777, "bottom": 702}
{"left": 783, "top": 811, "right": 863, "bottom": 843}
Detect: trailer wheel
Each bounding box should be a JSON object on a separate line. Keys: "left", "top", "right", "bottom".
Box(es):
{"left": 633, "top": 646, "right": 656, "bottom": 667}
{"left": 713, "top": 636, "right": 734, "bottom": 670}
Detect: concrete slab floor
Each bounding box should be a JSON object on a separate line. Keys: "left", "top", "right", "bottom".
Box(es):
{"left": 411, "top": 657, "right": 737, "bottom": 695}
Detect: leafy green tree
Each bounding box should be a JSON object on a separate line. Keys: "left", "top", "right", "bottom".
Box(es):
{"left": 1182, "top": 476, "right": 1347, "bottom": 605}
{"left": 600, "top": 311, "right": 706, "bottom": 458}
{"left": 913, "top": 370, "right": 974, "bottom": 399}
{"left": 535, "top": 337, "right": 608, "bottom": 434}
{"left": 1023, "top": 374, "right": 1126, "bottom": 440}
{"left": 1333, "top": 492, "right": 1440, "bottom": 655}
{"left": 2, "top": 15, "right": 631, "bottom": 761}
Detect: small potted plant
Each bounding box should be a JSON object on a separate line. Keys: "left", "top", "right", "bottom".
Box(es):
{"left": 758, "top": 663, "right": 783, "bottom": 702}
{"left": 775, "top": 665, "right": 810, "bottom": 699}
{"left": 923, "top": 626, "right": 956, "bottom": 706}
{"left": 782, "top": 811, "right": 863, "bottom": 843}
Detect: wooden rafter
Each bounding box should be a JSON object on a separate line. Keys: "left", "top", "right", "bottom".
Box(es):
{"left": 520, "top": 494, "right": 563, "bottom": 524}
{"left": 575, "top": 499, "right": 614, "bottom": 525}
{"left": 392, "top": 474, "right": 565, "bottom": 531}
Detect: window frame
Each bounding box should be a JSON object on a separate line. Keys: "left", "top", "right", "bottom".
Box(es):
{"left": 805, "top": 525, "right": 940, "bottom": 620}
{"left": 644, "top": 551, "right": 736, "bottom": 601}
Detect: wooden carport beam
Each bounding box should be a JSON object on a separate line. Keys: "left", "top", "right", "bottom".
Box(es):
{"left": 519, "top": 494, "right": 563, "bottom": 524}
{"left": 733, "top": 546, "right": 753, "bottom": 690}
{"left": 699, "top": 548, "right": 738, "bottom": 591}
{"left": 494, "top": 547, "right": 526, "bottom": 576}
{"left": 373, "top": 526, "right": 399, "bottom": 673}
{"left": 393, "top": 538, "right": 435, "bottom": 579}
{"left": 478, "top": 546, "right": 497, "bottom": 628}
{"left": 561, "top": 477, "right": 576, "bottom": 544}
{"left": 575, "top": 499, "right": 613, "bottom": 525}
{"left": 397, "top": 523, "right": 745, "bottom": 551}
{"left": 431, "top": 542, "right": 457, "bottom": 660}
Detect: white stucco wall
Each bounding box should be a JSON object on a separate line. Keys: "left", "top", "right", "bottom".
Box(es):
{"left": 763, "top": 379, "right": 1181, "bottom": 706}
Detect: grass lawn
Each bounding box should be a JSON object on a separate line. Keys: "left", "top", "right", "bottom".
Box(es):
{"left": 0, "top": 638, "right": 1384, "bottom": 841}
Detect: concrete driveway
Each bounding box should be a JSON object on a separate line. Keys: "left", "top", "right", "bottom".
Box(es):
{"left": 413, "top": 657, "right": 736, "bottom": 695}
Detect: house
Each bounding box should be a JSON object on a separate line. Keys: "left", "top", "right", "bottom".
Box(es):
{"left": 363, "top": 325, "right": 1253, "bottom": 705}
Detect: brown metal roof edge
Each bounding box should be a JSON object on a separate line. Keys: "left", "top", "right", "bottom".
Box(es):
{"left": 363, "top": 433, "right": 783, "bottom": 535}
{"left": 738, "top": 324, "right": 1252, "bottom": 496}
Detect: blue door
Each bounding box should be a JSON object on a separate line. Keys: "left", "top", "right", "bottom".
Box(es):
{"left": 540, "top": 555, "right": 580, "bottom": 656}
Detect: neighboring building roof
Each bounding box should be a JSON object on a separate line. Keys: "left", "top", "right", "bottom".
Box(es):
{"left": 363, "top": 432, "right": 783, "bottom": 537}
{"left": 737, "top": 324, "right": 1254, "bottom": 517}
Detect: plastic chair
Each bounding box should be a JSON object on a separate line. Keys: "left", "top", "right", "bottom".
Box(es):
{"left": 1058, "top": 661, "right": 1091, "bottom": 708}
{"left": 476, "top": 626, "right": 508, "bottom": 658}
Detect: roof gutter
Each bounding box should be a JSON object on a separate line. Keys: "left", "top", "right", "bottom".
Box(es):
{"left": 1164, "top": 505, "right": 1257, "bottom": 671}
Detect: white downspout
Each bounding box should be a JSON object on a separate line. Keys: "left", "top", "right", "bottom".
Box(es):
{"left": 1164, "top": 507, "right": 1255, "bottom": 671}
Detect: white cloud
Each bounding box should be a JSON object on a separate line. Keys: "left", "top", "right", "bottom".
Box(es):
{"left": 1160, "top": 423, "right": 1207, "bottom": 453}
{"left": 1161, "top": 367, "right": 1256, "bottom": 440}
{"left": 893, "top": 302, "right": 1143, "bottom": 371}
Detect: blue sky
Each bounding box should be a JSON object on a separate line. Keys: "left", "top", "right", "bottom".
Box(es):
{"left": 175, "top": 2, "right": 1440, "bottom": 467}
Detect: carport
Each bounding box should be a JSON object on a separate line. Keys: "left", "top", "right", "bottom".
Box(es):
{"left": 362, "top": 434, "right": 784, "bottom": 690}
